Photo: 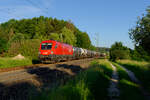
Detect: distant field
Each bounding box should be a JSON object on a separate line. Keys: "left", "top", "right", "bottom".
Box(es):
{"left": 0, "top": 57, "right": 32, "bottom": 68}
{"left": 116, "top": 60, "right": 150, "bottom": 93}
{"left": 31, "top": 59, "right": 113, "bottom": 100}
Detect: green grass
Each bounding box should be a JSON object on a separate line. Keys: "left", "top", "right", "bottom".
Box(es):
{"left": 31, "top": 59, "right": 113, "bottom": 100}
{"left": 0, "top": 57, "right": 32, "bottom": 68}
{"left": 116, "top": 60, "right": 150, "bottom": 93}
{"left": 112, "top": 62, "right": 145, "bottom": 100}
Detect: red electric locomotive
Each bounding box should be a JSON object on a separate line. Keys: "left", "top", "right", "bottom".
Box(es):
{"left": 39, "top": 40, "right": 101, "bottom": 63}
{"left": 39, "top": 40, "right": 73, "bottom": 63}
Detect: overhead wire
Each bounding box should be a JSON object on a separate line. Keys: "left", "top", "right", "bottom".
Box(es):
{"left": 24, "top": 0, "right": 49, "bottom": 15}
{"left": 0, "top": 0, "right": 50, "bottom": 21}
{"left": 0, "top": 8, "right": 20, "bottom": 21}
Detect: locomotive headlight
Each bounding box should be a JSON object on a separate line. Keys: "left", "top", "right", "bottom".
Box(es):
{"left": 51, "top": 51, "right": 53, "bottom": 54}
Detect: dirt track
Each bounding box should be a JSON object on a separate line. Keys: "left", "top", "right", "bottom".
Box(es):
{"left": 0, "top": 58, "right": 94, "bottom": 100}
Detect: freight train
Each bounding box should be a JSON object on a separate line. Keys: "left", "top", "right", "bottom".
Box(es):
{"left": 38, "top": 40, "right": 101, "bottom": 63}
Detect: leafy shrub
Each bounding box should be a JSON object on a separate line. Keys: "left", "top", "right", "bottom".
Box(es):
{"left": 5, "top": 39, "right": 41, "bottom": 59}
{"left": 110, "top": 42, "right": 130, "bottom": 61}
{"left": 130, "top": 46, "right": 150, "bottom": 61}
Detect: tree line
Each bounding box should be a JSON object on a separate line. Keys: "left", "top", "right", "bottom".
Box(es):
{"left": 110, "top": 7, "right": 150, "bottom": 61}
{"left": 0, "top": 16, "right": 96, "bottom": 58}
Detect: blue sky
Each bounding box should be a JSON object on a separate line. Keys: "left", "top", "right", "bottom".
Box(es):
{"left": 0, "top": 0, "right": 150, "bottom": 49}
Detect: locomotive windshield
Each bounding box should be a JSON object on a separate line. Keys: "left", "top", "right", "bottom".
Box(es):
{"left": 41, "top": 43, "right": 52, "bottom": 50}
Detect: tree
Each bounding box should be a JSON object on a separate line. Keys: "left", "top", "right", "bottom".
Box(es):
{"left": 0, "top": 16, "right": 94, "bottom": 56}
{"left": 130, "top": 46, "right": 150, "bottom": 61}
{"left": 110, "top": 42, "right": 130, "bottom": 61}
{"left": 60, "top": 27, "right": 76, "bottom": 45}
{"left": 0, "top": 38, "right": 8, "bottom": 54}
{"left": 129, "top": 7, "right": 150, "bottom": 55}
{"left": 49, "top": 33, "right": 60, "bottom": 41}
{"left": 76, "top": 32, "right": 92, "bottom": 49}
{"left": 10, "top": 33, "right": 25, "bottom": 41}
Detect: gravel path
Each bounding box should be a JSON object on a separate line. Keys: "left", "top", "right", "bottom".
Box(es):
{"left": 118, "top": 64, "right": 150, "bottom": 100}
{"left": 108, "top": 63, "right": 120, "bottom": 100}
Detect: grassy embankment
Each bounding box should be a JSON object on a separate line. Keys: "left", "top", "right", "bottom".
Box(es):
{"left": 116, "top": 60, "right": 150, "bottom": 93}
{"left": 0, "top": 57, "right": 32, "bottom": 68}
{"left": 31, "top": 59, "right": 113, "bottom": 100}
{"left": 112, "top": 62, "right": 145, "bottom": 100}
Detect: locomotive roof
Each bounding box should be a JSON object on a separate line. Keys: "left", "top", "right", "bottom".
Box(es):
{"left": 41, "top": 40, "right": 72, "bottom": 46}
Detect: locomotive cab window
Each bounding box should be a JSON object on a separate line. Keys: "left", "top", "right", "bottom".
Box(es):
{"left": 41, "top": 43, "right": 52, "bottom": 50}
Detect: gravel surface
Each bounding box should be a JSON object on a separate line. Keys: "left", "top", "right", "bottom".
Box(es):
{"left": 108, "top": 63, "right": 120, "bottom": 100}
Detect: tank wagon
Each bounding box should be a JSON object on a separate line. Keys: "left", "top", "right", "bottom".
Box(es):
{"left": 38, "top": 40, "right": 100, "bottom": 63}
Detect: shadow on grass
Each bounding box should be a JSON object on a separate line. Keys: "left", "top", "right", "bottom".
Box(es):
{"left": 0, "top": 82, "right": 39, "bottom": 100}
{"left": 117, "top": 62, "right": 150, "bottom": 93}
{"left": 0, "top": 60, "right": 114, "bottom": 100}
{"left": 119, "top": 79, "right": 145, "bottom": 100}
{"left": 113, "top": 62, "right": 146, "bottom": 100}
{"left": 26, "top": 64, "right": 84, "bottom": 87}
{"left": 0, "top": 64, "right": 84, "bottom": 100}
{"left": 32, "top": 59, "right": 41, "bottom": 64}
{"left": 49, "top": 61, "right": 113, "bottom": 100}
{"left": 56, "top": 64, "right": 84, "bottom": 73}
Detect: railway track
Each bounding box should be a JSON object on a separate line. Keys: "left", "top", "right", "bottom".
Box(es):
{"left": 0, "top": 58, "right": 94, "bottom": 100}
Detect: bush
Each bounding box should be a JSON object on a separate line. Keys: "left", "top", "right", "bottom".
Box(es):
{"left": 110, "top": 49, "right": 130, "bottom": 61}
{"left": 5, "top": 39, "right": 41, "bottom": 59}
{"left": 130, "top": 46, "right": 150, "bottom": 61}
{"left": 110, "top": 42, "right": 130, "bottom": 61}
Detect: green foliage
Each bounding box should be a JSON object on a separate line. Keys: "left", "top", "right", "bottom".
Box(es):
{"left": 130, "top": 46, "right": 150, "bottom": 61}
{"left": 48, "top": 27, "right": 77, "bottom": 45}
{"left": 10, "top": 33, "right": 26, "bottom": 41}
{"left": 89, "top": 45, "right": 97, "bottom": 51}
{"left": 60, "top": 27, "right": 77, "bottom": 45}
{"left": 49, "top": 33, "right": 60, "bottom": 41}
{"left": 76, "top": 32, "right": 92, "bottom": 49}
{"left": 0, "top": 37, "right": 8, "bottom": 54}
{"left": 129, "top": 7, "right": 150, "bottom": 55}
{"left": 5, "top": 39, "right": 41, "bottom": 59}
{"left": 0, "top": 16, "right": 94, "bottom": 57}
{"left": 97, "top": 47, "right": 109, "bottom": 53}
{"left": 110, "top": 42, "right": 130, "bottom": 61}
{"left": 49, "top": 80, "right": 91, "bottom": 100}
